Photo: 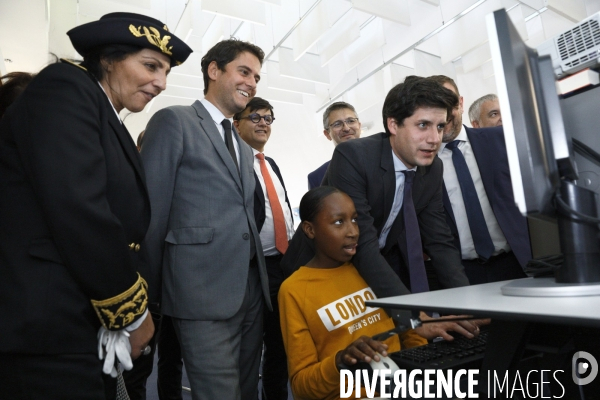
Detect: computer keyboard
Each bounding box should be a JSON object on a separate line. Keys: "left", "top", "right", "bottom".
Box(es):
{"left": 390, "top": 329, "right": 489, "bottom": 371}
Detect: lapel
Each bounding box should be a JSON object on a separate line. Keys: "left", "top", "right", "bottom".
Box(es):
{"left": 192, "top": 101, "right": 242, "bottom": 190}
{"left": 466, "top": 126, "right": 495, "bottom": 207}
{"left": 106, "top": 108, "right": 147, "bottom": 190}
{"left": 442, "top": 182, "right": 457, "bottom": 230}
{"left": 380, "top": 135, "right": 396, "bottom": 221}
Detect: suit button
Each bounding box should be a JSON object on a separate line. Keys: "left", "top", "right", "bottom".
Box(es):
{"left": 129, "top": 243, "right": 136, "bottom": 251}
{"left": 242, "top": 233, "right": 249, "bottom": 240}
{"left": 134, "top": 244, "right": 141, "bottom": 252}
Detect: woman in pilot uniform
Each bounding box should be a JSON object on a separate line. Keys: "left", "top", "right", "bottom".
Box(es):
{"left": 0, "top": 13, "right": 191, "bottom": 399}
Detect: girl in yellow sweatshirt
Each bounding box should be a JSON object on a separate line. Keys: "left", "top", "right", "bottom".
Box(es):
{"left": 279, "top": 186, "right": 426, "bottom": 400}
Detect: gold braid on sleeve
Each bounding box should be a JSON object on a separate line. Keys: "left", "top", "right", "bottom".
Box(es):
{"left": 91, "top": 273, "right": 148, "bottom": 330}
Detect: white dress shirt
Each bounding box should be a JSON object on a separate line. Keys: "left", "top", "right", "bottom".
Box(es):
{"left": 200, "top": 98, "right": 240, "bottom": 165}
{"left": 438, "top": 126, "right": 510, "bottom": 260}
{"left": 378, "top": 149, "right": 417, "bottom": 249}
{"left": 252, "top": 149, "right": 294, "bottom": 256}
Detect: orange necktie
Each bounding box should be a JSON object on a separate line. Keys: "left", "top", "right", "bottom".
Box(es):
{"left": 256, "top": 153, "right": 288, "bottom": 254}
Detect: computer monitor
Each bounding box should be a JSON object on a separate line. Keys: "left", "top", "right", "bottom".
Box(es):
{"left": 486, "top": 9, "right": 600, "bottom": 296}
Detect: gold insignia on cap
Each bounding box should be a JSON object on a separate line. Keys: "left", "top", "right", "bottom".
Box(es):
{"left": 129, "top": 24, "right": 173, "bottom": 56}
{"left": 91, "top": 273, "right": 148, "bottom": 330}
{"left": 163, "top": 24, "right": 169, "bottom": 32}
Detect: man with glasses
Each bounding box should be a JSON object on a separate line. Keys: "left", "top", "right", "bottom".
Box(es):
{"left": 234, "top": 97, "right": 293, "bottom": 400}
{"left": 307, "top": 101, "right": 361, "bottom": 189}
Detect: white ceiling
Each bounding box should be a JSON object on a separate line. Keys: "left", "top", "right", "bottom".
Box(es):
{"left": 2, "top": 0, "right": 600, "bottom": 209}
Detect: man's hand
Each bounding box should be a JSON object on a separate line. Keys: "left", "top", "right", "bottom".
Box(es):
{"left": 129, "top": 312, "right": 155, "bottom": 360}
{"left": 335, "top": 336, "right": 389, "bottom": 368}
{"left": 413, "top": 312, "right": 490, "bottom": 341}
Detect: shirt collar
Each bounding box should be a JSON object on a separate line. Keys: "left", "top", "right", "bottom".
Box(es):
{"left": 200, "top": 98, "right": 230, "bottom": 126}
{"left": 439, "top": 124, "right": 468, "bottom": 152}
{"left": 97, "top": 81, "right": 122, "bottom": 124}
{"left": 391, "top": 149, "right": 417, "bottom": 173}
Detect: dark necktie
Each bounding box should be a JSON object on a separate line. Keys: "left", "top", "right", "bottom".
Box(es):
{"left": 402, "top": 170, "right": 429, "bottom": 293}
{"left": 445, "top": 140, "right": 494, "bottom": 260}
{"left": 221, "top": 119, "right": 255, "bottom": 259}
{"left": 221, "top": 119, "right": 239, "bottom": 173}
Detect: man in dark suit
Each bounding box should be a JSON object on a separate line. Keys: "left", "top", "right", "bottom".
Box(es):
{"left": 234, "top": 97, "right": 294, "bottom": 400}
{"left": 307, "top": 101, "right": 361, "bottom": 189}
{"left": 140, "top": 40, "right": 271, "bottom": 400}
{"left": 283, "top": 77, "right": 479, "bottom": 340}
{"left": 429, "top": 75, "right": 530, "bottom": 285}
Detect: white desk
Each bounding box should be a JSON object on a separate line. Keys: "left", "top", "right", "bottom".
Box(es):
{"left": 366, "top": 278, "right": 600, "bottom": 328}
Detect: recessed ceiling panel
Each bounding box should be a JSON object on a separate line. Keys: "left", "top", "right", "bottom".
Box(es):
{"left": 352, "top": 0, "right": 411, "bottom": 26}
{"left": 292, "top": 0, "right": 331, "bottom": 60}
{"left": 278, "top": 48, "right": 330, "bottom": 84}
{"left": 343, "top": 18, "right": 386, "bottom": 72}
{"left": 318, "top": 10, "right": 360, "bottom": 66}
{"left": 461, "top": 42, "right": 491, "bottom": 73}
{"left": 436, "top": 0, "right": 503, "bottom": 64}
{"left": 201, "top": 0, "right": 266, "bottom": 25}
{"left": 266, "top": 61, "right": 317, "bottom": 95}
{"left": 546, "top": 0, "right": 587, "bottom": 23}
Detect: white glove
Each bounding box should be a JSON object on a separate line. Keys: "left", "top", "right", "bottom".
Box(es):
{"left": 97, "top": 327, "right": 133, "bottom": 377}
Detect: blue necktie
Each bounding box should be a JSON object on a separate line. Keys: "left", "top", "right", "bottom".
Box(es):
{"left": 402, "top": 170, "right": 429, "bottom": 293}
{"left": 445, "top": 140, "right": 494, "bottom": 260}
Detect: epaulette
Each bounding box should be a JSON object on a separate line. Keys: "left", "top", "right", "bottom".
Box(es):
{"left": 60, "top": 58, "right": 87, "bottom": 71}
{"left": 91, "top": 273, "right": 148, "bottom": 330}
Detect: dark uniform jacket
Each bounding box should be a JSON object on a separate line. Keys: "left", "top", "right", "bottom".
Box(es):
{"left": 0, "top": 61, "right": 150, "bottom": 355}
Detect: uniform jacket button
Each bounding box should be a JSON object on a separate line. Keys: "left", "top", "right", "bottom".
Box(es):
{"left": 242, "top": 233, "right": 249, "bottom": 240}
{"left": 134, "top": 244, "right": 141, "bottom": 252}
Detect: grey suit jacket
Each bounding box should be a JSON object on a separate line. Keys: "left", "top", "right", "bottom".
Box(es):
{"left": 139, "top": 100, "right": 271, "bottom": 319}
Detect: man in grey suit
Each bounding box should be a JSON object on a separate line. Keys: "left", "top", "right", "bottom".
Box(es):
{"left": 140, "top": 39, "right": 271, "bottom": 400}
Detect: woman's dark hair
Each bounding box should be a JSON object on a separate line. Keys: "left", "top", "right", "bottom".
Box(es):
{"left": 0, "top": 72, "right": 36, "bottom": 118}
{"left": 80, "top": 44, "right": 142, "bottom": 81}
{"left": 299, "top": 186, "right": 343, "bottom": 223}
{"left": 201, "top": 39, "right": 265, "bottom": 95}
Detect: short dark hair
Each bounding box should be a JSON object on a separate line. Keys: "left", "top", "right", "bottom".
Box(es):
{"left": 382, "top": 76, "right": 458, "bottom": 135}
{"left": 201, "top": 39, "right": 265, "bottom": 95}
{"left": 233, "top": 96, "right": 274, "bottom": 120}
{"left": 299, "top": 186, "right": 343, "bottom": 223}
{"left": 322, "top": 101, "right": 357, "bottom": 130}
{"left": 81, "top": 44, "right": 142, "bottom": 81}
{"left": 0, "top": 72, "right": 36, "bottom": 118}
{"left": 428, "top": 75, "right": 460, "bottom": 96}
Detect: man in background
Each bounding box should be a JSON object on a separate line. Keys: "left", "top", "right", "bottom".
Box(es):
{"left": 430, "top": 75, "right": 529, "bottom": 285}
{"left": 234, "top": 97, "right": 294, "bottom": 400}
{"left": 468, "top": 93, "right": 502, "bottom": 128}
{"left": 307, "top": 101, "right": 361, "bottom": 189}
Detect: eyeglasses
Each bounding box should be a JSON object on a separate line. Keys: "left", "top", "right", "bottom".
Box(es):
{"left": 239, "top": 113, "right": 275, "bottom": 125}
{"left": 329, "top": 117, "right": 359, "bottom": 130}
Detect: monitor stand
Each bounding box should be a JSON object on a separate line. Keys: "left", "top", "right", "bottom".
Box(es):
{"left": 502, "top": 181, "right": 600, "bottom": 297}
{"left": 501, "top": 277, "right": 600, "bottom": 296}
